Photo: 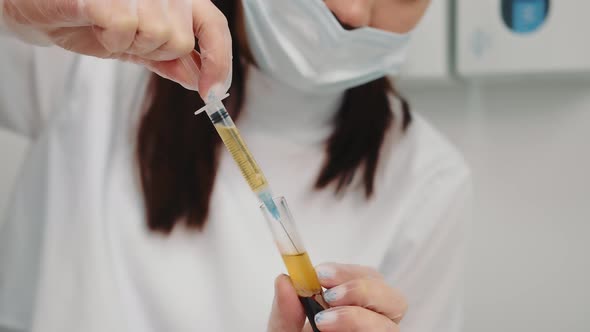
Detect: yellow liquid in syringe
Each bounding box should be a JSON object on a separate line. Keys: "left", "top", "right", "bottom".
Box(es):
{"left": 214, "top": 124, "right": 267, "bottom": 191}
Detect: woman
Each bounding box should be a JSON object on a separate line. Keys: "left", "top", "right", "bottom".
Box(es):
{"left": 0, "top": 0, "right": 469, "bottom": 331}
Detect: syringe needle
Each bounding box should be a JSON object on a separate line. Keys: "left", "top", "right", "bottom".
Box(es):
{"left": 257, "top": 189, "right": 281, "bottom": 220}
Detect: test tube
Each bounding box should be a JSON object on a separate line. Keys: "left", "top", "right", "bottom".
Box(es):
{"left": 260, "top": 197, "right": 328, "bottom": 332}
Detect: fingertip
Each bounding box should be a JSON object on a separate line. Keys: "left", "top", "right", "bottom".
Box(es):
{"left": 314, "top": 308, "right": 340, "bottom": 329}
{"left": 274, "top": 274, "right": 302, "bottom": 309}
{"left": 274, "top": 274, "right": 293, "bottom": 295}
{"left": 146, "top": 59, "right": 199, "bottom": 91}
{"left": 193, "top": 4, "right": 233, "bottom": 100}
{"left": 315, "top": 263, "right": 338, "bottom": 280}
{"left": 178, "top": 52, "right": 201, "bottom": 90}
{"left": 197, "top": 54, "right": 232, "bottom": 100}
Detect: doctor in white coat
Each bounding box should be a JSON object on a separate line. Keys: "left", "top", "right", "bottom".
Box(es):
{"left": 0, "top": 0, "right": 470, "bottom": 331}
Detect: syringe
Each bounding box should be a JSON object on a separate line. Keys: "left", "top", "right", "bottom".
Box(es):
{"left": 195, "top": 97, "right": 328, "bottom": 331}
{"left": 195, "top": 95, "right": 281, "bottom": 220}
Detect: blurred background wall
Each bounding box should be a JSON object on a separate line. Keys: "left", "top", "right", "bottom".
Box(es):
{"left": 401, "top": 79, "right": 590, "bottom": 332}
{"left": 1, "top": 0, "right": 589, "bottom": 331}
{"left": 400, "top": 1, "right": 590, "bottom": 330}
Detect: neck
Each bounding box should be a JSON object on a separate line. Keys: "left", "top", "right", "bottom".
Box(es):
{"left": 240, "top": 66, "right": 345, "bottom": 144}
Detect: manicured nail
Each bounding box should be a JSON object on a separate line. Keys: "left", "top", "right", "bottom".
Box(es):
{"left": 315, "top": 310, "right": 338, "bottom": 325}
{"left": 316, "top": 265, "right": 335, "bottom": 280}
{"left": 323, "top": 287, "right": 344, "bottom": 303}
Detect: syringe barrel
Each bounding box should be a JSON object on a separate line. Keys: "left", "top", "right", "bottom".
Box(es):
{"left": 205, "top": 102, "right": 269, "bottom": 193}
{"left": 205, "top": 99, "right": 235, "bottom": 126}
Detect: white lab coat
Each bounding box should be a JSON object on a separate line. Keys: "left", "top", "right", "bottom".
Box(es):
{"left": 0, "top": 33, "right": 471, "bottom": 332}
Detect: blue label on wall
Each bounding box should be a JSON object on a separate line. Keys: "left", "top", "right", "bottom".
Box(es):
{"left": 502, "top": 0, "right": 550, "bottom": 34}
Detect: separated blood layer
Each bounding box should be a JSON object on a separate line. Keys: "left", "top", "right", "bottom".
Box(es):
{"left": 282, "top": 252, "right": 329, "bottom": 332}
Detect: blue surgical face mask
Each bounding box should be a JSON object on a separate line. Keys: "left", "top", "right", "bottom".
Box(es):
{"left": 241, "top": 0, "right": 411, "bottom": 94}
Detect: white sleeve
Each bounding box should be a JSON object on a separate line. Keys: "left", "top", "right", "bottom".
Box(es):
{"left": 0, "top": 34, "right": 42, "bottom": 137}
{"left": 379, "top": 167, "right": 471, "bottom": 332}
{"left": 0, "top": 32, "right": 76, "bottom": 138}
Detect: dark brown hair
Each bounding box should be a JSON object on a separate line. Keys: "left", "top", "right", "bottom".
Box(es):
{"left": 137, "top": 0, "right": 411, "bottom": 233}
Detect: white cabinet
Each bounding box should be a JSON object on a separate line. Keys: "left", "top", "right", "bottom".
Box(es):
{"left": 456, "top": 0, "right": 590, "bottom": 77}
{"left": 398, "top": 0, "right": 451, "bottom": 82}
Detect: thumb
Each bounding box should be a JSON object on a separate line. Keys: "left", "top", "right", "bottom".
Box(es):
{"left": 268, "top": 274, "right": 306, "bottom": 332}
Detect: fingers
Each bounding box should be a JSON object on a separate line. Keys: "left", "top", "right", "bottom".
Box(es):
{"left": 92, "top": 0, "right": 195, "bottom": 62}
{"left": 143, "top": 51, "right": 201, "bottom": 90}
{"left": 123, "top": 0, "right": 233, "bottom": 95}
{"left": 314, "top": 306, "right": 399, "bottom": 332}
{"left": 316, "top": 263, "right": 383, "bottom": 288}
{"left": 48, "top": 26, "right": 112, "bottom": 57}
{"left": 126, "top": 0, "right": 172, "bottom": 57}
{"left": 86, "top": 0, "right": 138, "bottom": 54}
{"left": 302, "top": 323, "right": 315, "bottom": 332}
{"left": 192, "top": 0, "right": 232, "bottom": 99}
{"left": 268, "top": 275, "right": 307, "bottom": 332}
{"left": 6, "top": 0, "right": 231, "bottom": 95}
{"left": 316, "top": 263, "right": 407, "bottom": 323}
{"left": 322, "top": 277, "right": 408, "bottom": 323}
{"left": 143, "top": 0, "right": 195, "bottom": 61}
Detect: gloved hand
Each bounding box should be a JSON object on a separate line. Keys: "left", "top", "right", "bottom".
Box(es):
{"left": 0, "top": 0, "right": 232, "bottom": 98}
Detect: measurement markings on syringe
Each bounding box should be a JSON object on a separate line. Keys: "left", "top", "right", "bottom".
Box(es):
{"left": 215, "top": 124, "right": 267, "bottom": 191}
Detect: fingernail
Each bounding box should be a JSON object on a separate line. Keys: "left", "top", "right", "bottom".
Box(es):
{"left": 315, "top": 310, "right": 338, "bottom": 326}
{"left": 323, "top": 286, "right": 344, "bottom": 303}
{"left": 316, "top": 265, "right": 335, "bottom": 280}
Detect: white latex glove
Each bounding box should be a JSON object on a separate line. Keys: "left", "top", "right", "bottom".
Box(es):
{"left": 0, "top": 0, "right": 232, "bottom": 98}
